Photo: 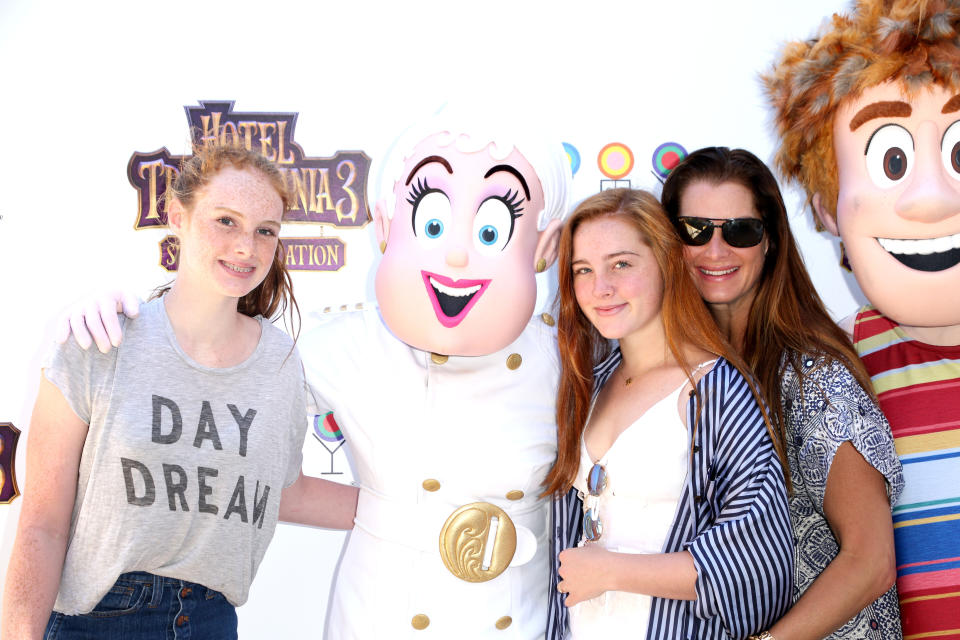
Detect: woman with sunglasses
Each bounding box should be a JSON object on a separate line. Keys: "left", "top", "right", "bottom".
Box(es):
{"left": 661, "top": 147, "right": 903, "bottom": 639}
{"left": 544, "top": 188, "right": 793, "bottom": 639}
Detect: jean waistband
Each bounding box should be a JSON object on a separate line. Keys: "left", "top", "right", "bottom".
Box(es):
{"left": 113, "top": 571, "right": 221, "bottom": 605}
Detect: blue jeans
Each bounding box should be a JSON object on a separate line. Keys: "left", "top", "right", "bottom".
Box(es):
{"left": 44, "top": 572, "right": 237, "bottom": 640}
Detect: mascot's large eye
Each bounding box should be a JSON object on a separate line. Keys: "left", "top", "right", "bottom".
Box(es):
{"left": 411, "top": 191, "right": 452, "bottom": 248}
{"left": 941, "top": 120, "right": 960, "bottom": 179}
{"left": 865, "top": 124, "right": 914, "bottom": 188}
{"left": 473, "top": 196, "right": 518, "bottom": 256}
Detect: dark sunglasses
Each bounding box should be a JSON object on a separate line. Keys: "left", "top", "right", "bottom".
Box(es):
{"left": 582, "top": 462, "right": 607, "bottom": 542}
{"left": 675, "top": 216, "right": 765, "bottom": 248}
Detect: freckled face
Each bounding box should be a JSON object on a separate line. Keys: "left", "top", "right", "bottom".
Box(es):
{"left": 375, "top": 134, "right": 545, "bottom": 356}
{"left": 678, "top": 181, "right": 767, "bottom": 320}
{"left": 572, "top": 216, "right": 664, "bottom": 342}
{"left": 832, "top": 82, "right": 960, "bottom": 327}
{"left": 173, "top": 167, "right": 283, "bottom": 301}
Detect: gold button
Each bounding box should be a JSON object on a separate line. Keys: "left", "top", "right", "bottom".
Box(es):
{"left": 540, "top": 312, "right": 555, "bottom": 326}
{"left": 355, "top": 302, "right": 364, "bottom": 309}
{"left": 422, "top": 479, "right": 441, "bottom": 492}
{"left": 506, "top": 490, "right": 524, "bottom": 501}
{"left": 496, "top": 616, "right": 512, "bottom": 630}
{"left": 411, "top": 614, "right": 430, "bottom": 630}
{"left": 506, "top": 354, "right": 522, "bottom": 370}
{"left": 431, "top": 353, "right": 449, "bottom": 365}
{"left": 323, "top": 306, "right": 331, "bottom": 313}
{"left": 340, "top": 304, "right": 348, "bottom": 311}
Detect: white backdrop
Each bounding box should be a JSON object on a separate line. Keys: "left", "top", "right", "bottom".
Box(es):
{"left": 0, "top": 1, "right": 863, "bottom": 637}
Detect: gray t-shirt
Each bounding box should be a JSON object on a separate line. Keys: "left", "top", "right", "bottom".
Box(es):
{"left": 45, "top": 297, "right": 306, "bottom": 614}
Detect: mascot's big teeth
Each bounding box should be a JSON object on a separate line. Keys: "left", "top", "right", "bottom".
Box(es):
{"left": 429, "top": 277, "right": 481, "bottom": 297}
{"left": 878, "top": 232, "right": 960, "bottom": 255}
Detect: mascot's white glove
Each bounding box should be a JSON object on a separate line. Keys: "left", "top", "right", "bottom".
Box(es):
{"left": 55, "top": 289, "right": 141, "bottom": 354}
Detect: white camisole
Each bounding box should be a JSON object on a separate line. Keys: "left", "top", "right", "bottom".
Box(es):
{"left": 567, "top": 362, "right": 714, "bottom": 638}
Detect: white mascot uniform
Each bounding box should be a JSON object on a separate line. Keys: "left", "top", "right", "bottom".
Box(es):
{"left": 300, "top": 110, "right": 572, "bottom": 639}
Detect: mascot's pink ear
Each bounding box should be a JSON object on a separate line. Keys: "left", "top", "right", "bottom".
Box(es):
{"left": 374, "top": 199, "right": 391, "bottom": 247}
{"left": 534, "top": 219, "right": 563, "bottom": 270}
{"left": 812, "top": 193, "right": 839, "bottom": 236}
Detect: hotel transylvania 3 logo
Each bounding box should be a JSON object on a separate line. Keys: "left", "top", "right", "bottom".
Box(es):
{"left": 127, "top": 100, "right": 370, "bottom": 272}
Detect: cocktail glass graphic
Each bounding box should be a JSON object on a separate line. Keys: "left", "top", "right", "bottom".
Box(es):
{"left": 312, "top": 412, "right": 345, "bottom": 475}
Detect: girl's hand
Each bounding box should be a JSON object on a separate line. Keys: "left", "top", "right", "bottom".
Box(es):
{"left": 557, "top": 544, "right": 615, "bottom": 606}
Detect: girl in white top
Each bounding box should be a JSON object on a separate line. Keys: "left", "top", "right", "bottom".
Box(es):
{"left": 569, "top": 359, "right": 712, "bottom": 636}
{"left": 543, "top": 188, "right": 789, "bottom": 638}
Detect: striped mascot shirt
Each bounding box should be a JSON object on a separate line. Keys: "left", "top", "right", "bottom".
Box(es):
{"left": 854, "top": 306, "right": 960, "bottom": 637}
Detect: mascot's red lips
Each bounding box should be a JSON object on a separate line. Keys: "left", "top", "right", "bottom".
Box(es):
{"left": 421, "top": 271, "right": 491, "bottom": 328}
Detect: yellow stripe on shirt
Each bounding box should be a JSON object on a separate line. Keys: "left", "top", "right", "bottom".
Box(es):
{"left": 894, "top": 512, "right": 960, "bottom": 529}
{"left": 895, "top": 430, "right": 960, "bottom": 456}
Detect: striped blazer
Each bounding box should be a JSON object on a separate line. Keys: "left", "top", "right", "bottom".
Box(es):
{"left": 547, "top": 352, "right": 794, "bottom": 639}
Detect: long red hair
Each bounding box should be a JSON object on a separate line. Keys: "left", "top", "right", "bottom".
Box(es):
{"left": 542, "top": 189, "right": 768, "bottom": 496}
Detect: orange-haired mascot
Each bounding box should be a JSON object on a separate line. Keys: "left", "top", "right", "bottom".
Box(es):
{"left": 766, "top": 0, "right": 960, "bottom": 633}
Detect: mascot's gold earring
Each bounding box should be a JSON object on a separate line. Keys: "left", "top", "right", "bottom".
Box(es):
{"left": 535, "top": 258, "right": 546, "bottom": 273}
{"left": 379, "top": 241, "right": 387, "bottom": 254}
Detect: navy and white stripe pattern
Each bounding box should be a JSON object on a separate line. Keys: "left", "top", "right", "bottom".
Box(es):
{"left": 547, "top": 350, "right": 793, "bottom": 639}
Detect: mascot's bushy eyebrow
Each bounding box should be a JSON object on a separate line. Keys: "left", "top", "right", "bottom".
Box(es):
{"left": 764, "top": 0, "right": 960, "bottom": 220}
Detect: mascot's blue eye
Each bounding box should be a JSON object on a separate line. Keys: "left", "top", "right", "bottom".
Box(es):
{"left": 425, "top": 219, "right": 444, "bottom": 238}
{"left": 478, "top": 225, "right": 498, "bottom": 245}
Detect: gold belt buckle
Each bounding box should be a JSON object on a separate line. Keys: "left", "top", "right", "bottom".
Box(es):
{"left": 439, "top": 502, "right": 517, "bottom": 583}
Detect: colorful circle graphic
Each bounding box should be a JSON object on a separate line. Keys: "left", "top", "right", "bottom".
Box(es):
{"left": 651, "top": 142, "right": 688, "bottom": 178}
{"left": 562, "top": 142, "right": 581, "bottom": 176}
{"left": 313, "top": 411, "right": 344, "bottom": 443}
{"left": 598, "top": 143, "right": 634, "bottom": 179}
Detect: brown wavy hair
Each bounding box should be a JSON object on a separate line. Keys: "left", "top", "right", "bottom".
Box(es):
{"left": 764, "top": 0, "right": 960, "bottom": 222}
{"left": 542, "top": 188, "right": 767, "bottom": 496}
{"left": 160, "top": 142, "right": 299, "bottom": 329}
{"left": 661, "top": 147, "right": 878, "bottom": 489}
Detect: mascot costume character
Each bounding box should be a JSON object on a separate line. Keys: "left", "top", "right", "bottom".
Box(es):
{"left": 766, "top": 0, "right": 960, "bottom": 633}
{"left": 299, "top": 108, "right": 572, "bottom": 639}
